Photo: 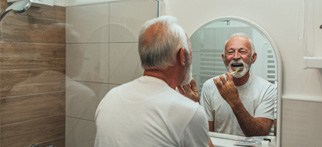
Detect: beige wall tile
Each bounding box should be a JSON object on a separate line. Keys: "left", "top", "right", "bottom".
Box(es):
{"left": 66, "top": 43, "right": 109, "bottom": 83}
{"left": 66, "top": 3, "right": 109, "bottom": 43}
{"left": 109, "top": 0, "right": 157, "bottom": 42}
{"left": 108, "top": 43, "right": 143, "bottom": 84}
{"left": 66, "top": 80, "right": 109, "bottom": 121}
{"left": 66, "top": 117, "right": 95, "bottom": 147}
{"left": 281, "top": 99, "right": 322, "bottom": 147}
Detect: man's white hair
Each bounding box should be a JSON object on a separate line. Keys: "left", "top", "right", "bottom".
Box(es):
{"left": 224, "top": 33, "right": 256, "bottom": 55}
{"left": 138, "top": 16, "right": 189, "bottom": 69}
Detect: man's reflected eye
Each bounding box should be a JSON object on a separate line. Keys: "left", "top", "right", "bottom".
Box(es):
{"left": 226, "top": 49, "right": 249, "bottom": 55}
{"left": 239, "top": 50, "right": 247, "bottom": 54}
{"left": 239, "top": 49, "right": 249, "bottom": 55}
{"left": 227, "top": 50, "right": 235, "bottom": 55}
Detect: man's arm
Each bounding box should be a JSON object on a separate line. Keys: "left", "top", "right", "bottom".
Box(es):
{"left": 229, "top": 101, "right": 273, "bottom": 136}
{"left": 208, "top": 121, "right": 215, "bottom": 132}
{"left": 208, "top": 139, "right": 214, "bottom": 147}
{"left": 214, "top": 73, "right": 273, "bottom": 136}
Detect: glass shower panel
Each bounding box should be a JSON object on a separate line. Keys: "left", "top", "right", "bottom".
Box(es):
{"left": 0, "top": 0, "right": 158, "bottom": 146}
{"left": 65, "top": 0, "right": 158, "bottom": 146}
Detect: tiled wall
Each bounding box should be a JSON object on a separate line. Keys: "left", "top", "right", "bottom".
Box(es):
{"left": 281, "top": 98, "right": 322, "bottom": 147}
{"left": 65, "top": 1, "right": 157, "bottom": 147}
{"left": 0, "top": 0, "right": 156, "bottom": 146}
{"left": 0, "top": 2, "right": 66, "bottom": 147}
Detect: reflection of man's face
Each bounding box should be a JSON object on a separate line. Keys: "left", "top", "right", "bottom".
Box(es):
{"left": 223, "top": 36, "right": 253, "bottom": 78}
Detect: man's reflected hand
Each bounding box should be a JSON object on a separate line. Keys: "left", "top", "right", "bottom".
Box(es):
{"left": 213, "top": 72, "right": 240, "bottom": 107}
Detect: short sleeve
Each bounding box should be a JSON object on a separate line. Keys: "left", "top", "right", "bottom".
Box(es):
{"left": 200, "top": 79, "right": 214, "bottom": 121}
{"left": 255, "top": 84, "right": 277, "bottom": 119}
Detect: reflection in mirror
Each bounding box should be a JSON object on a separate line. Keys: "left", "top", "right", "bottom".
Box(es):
{"left": 190, "top": 17, "right": 281, "bottom": 147}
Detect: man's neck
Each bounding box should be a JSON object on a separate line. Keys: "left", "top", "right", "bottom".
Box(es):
{"left": 143, "top": 68, "right": 178, "bottom": 89}
{"left": 233, "top": 72, "right": 250, "bottom": 86}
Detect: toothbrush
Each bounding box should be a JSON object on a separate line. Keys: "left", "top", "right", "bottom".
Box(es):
{"left": 230, "top": 67, "right": 241, "bottom": 75}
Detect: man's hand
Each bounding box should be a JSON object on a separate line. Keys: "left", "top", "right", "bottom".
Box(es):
{"left": 214, "top": 72, "right": 274, "bottom": 136}
{"left": 178, "top": 79, "right": 200, "bottom": 102}
{"left": 213, "top": 72, "right": 240, "bottom": 107}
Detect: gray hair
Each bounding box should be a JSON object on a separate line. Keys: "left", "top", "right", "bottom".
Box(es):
{"left": 224, "top": 33, "right": 256, "bottom": 55}
{"left": 138, "top": 16, "right": 189, "bottom": 69}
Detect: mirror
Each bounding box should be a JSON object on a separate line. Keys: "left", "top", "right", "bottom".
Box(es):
{"left": 190, "top": 16, "right": 282, "bottom": 147}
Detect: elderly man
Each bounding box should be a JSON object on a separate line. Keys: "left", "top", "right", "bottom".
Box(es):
{"left": 95, "top": 16, "right": 213, "bottom": 147}
{"left": 200, "top": 33, "right": 277, "bottom": 137}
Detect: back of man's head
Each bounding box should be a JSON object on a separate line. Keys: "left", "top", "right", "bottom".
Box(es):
{"left": 138, "top": 16, "right": 189, "bottom": 70}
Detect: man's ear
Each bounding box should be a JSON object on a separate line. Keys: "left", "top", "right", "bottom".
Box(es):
{"left": 178, "top": 48, "right": 186, "bottom": 66}
{"left": 251, "top": 53, "right": 257, "bottom": 63}
{"left": 222, "top": 54, "right": 227, "bottom": 64}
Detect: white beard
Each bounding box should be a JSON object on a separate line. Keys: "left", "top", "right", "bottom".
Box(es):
{"left": 181, "top": 62, "right": 193, "bottom": 85}
{"left": 226, "top": 59, "right": 250, "bottom": 78}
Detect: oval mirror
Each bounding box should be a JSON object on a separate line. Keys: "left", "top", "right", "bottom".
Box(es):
{"left": 190, "top": 16, "right": 282, "bottom": 147}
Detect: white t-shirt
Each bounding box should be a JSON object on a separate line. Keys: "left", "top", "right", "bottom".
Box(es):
{"left": 200, "top": 74, "right": 276, "bottom": 136}
{"left": 95, "top": 76, "right": 209, "bottom": 147}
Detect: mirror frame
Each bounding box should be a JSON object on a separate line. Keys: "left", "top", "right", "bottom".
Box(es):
{"left": 190, "top": 16, "right": 282, "bottom": 147}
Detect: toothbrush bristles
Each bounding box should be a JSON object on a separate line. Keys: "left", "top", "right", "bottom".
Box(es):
{"left": 230, "top": 67, "right": 241, "bottom": 74}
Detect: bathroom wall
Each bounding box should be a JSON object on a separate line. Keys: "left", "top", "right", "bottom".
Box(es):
{"left": 65, "top": 1, "right": 157, "bottom": 146}
{"left": 3, "top": 0, "right": 320, "bottom": 147}
{"left": 0, "top": 1, "right": 66, "bottom": 147}
{"left": 163, "top": 0, "right": 322, "bottom": 146}
{"left": 0, "top": 0, "right": 156, "bottom": 146}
